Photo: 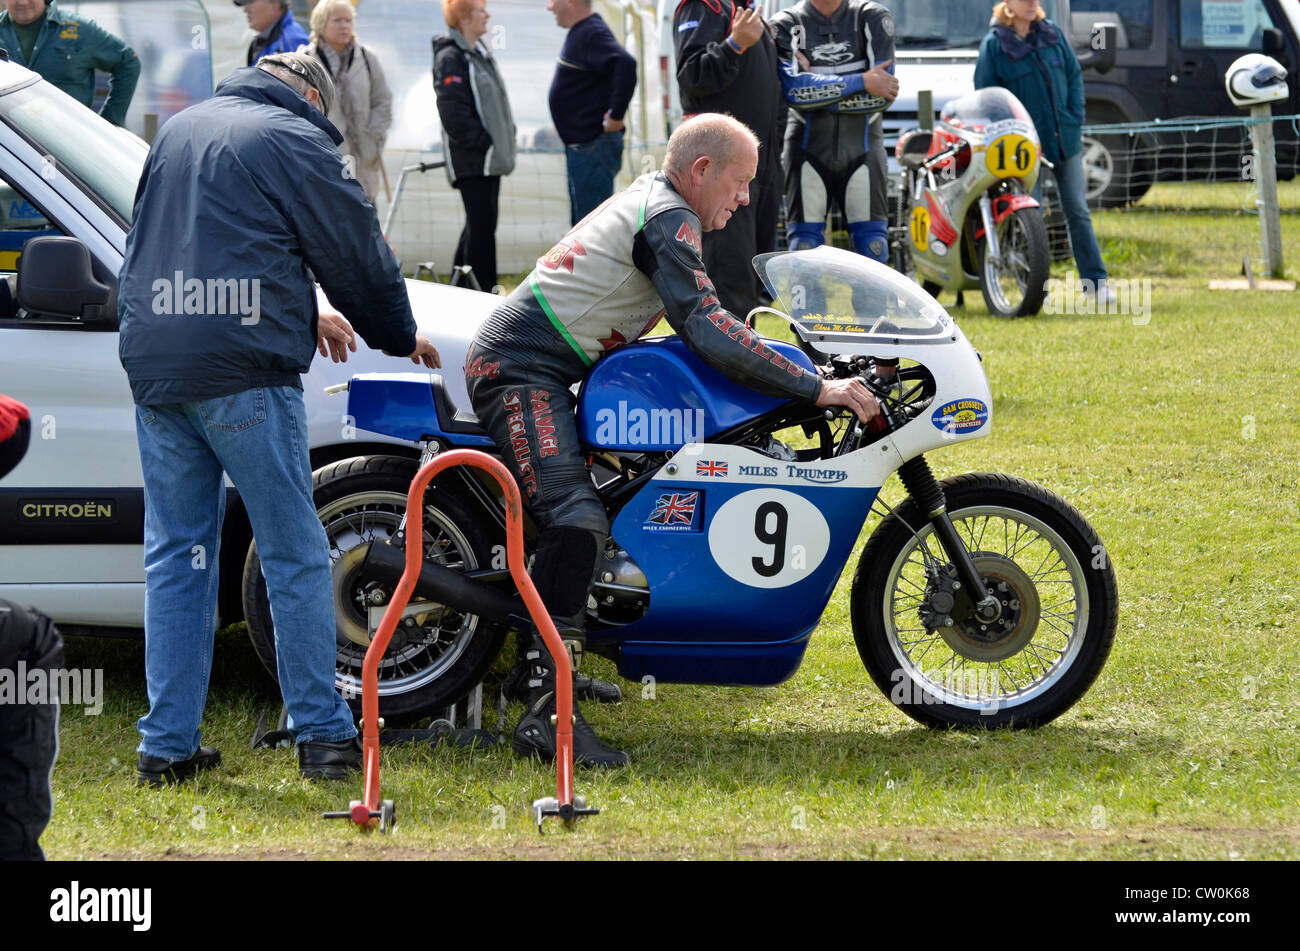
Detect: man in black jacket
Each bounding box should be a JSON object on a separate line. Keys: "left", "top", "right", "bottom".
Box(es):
{"left": 674, "top": 0, "right": 784, "bottom": 320}
{"left": 117, "top": 52, "right": 439, "bottom": 785}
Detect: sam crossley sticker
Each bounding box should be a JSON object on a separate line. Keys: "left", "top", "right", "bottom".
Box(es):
{"left": 50, "top": 882, "right": 151, "bottom": 931}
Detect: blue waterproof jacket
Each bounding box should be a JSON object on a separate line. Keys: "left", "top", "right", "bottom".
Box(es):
{"left": 118, "top": 68, "right": 417, "bottom": 405}
{"left": 974, "top": 18, "right": 1084, "bottom": 165}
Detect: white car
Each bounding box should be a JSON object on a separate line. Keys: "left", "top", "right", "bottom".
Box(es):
{"left": 0, "top": 57, "right": 493, "bottom": 714}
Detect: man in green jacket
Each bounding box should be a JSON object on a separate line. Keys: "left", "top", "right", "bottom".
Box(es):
{"left": 0, "top": 0, "right": 140, "bottom": 126}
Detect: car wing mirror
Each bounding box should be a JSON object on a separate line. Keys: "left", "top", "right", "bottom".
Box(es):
{"left": 16, "top": 236, "right": 111, "bottom": 322}
{"left": 1077, "top": 22, "right": 1119, "bottom": 75}
{"left": 1263, "top": 28, "right": 1285, "bottom": 55}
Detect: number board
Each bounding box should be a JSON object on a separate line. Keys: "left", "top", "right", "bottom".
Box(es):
{"left": 909, "top": 205, "right": 930, "bottom": 252}
{"left": 706, "top": 489, "right": 831, "bottom": 589}
{"left": 985, "top": 134, "right": 1036, "bottom": 178}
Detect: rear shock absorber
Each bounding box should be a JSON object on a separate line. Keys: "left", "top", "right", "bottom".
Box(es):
{"left": 897, "top": 456, "right": 1000, "bottom": 622}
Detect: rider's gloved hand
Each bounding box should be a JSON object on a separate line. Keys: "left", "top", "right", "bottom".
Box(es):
{"left": 816, "top": 377, "right": 880, "bottom": 424}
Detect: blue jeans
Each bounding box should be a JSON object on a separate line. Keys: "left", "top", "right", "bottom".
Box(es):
{"left": 1034, "top": 151, "right": 1108, "bottom": 283}
{"left": 133, "top": 386, "right": 355, "bottom": 761}
{"left": 566, "top": 130, "right": 624, "bottom": 225}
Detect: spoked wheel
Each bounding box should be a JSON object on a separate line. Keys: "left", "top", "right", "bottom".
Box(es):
{"left": 243, "top": 455, "right": 507, "bottom": 723}
{"left": 978, "top": 207, "right": 1049, "bottom": 317}
{"left": 851, "top": 473, "right": 1118, "bottom": 728}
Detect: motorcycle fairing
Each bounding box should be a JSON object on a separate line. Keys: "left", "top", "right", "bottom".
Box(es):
{"left": 576, "top": 336, "right": 819, "bottom": 451}
{"left": 595, "top": 442, "right": 894, "bottom": 686}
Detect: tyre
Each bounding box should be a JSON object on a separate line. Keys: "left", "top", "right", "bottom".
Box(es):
{"left": 978, "top": 207, "right": 1049, "bottom": 317}
{"left": 242, "top": 455, "right": 507, "bottom": 723}
{"left": 850, "top": 473, "right": 1118, "bottom": 729}
{"left": 1080, "top": 132, "right": 1152, "bottom": 209}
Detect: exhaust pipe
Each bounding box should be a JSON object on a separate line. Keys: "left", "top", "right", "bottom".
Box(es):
{"left": 360, "top": 540, "right": 527, "bottom": 629}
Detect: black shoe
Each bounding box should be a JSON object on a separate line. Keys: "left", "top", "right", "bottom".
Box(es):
{"left": 137, "top": 746, "right": 221, "bottom": 787}
{"left": 298, "top": 737, "right": 362, "bottom": 781}
{"left": 512, "top": 690, "right": 630, "bottom": 769}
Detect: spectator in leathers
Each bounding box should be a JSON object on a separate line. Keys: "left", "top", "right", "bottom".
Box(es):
{"left": 302, "top": 0, "right": 393, "bottom": 204}
{"left": 237, "top": 0, "right": 308, "bottom": 66}
{"left": 674, "top": 0, "right": 784, "bottom": 320}
{"left": 434, "top": 0, "right": 516, "bottom": 293}
{"left": 975, "top": 0, "right": 1112, "bottom": 302}
{"left": 0, "top": 0, "right": 139, "bottom": 127}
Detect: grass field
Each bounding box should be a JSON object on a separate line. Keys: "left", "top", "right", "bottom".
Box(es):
{"left": 44, "top": 182, "right": 1300, "bottom": 860}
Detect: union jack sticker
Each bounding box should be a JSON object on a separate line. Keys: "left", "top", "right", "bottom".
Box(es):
{"left": 696, "top": 460, "right": 727, "bottom": 478}
{"left": 644, "top": 491, "right": 701, "bottom": 532}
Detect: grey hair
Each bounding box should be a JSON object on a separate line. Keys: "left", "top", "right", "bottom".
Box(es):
{"left": 258, "top": 51, "right": 337, "bottom": 117}
{"left": 663, "top": 113, "right": 759, "bottom": 177}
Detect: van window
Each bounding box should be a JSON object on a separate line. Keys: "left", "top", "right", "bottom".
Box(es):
{"left": 1180, "top": 0, "right": 1277, "bottom": 49}
{"left": 1069, "top": 0, "right": 1154, "bottom": 49}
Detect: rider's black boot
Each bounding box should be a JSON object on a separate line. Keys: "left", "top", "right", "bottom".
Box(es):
{"left": 510, "top": 633, "right": 629, "bottom": 768}
{"left": 502, "top": 626, "right": 623, "bottom": 705}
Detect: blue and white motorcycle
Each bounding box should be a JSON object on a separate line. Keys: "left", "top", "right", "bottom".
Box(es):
{"left": 292, "top": 247, "right": 1118, "bottom": 729}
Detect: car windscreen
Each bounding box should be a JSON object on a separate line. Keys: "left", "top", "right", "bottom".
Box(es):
{"left": 0, "top": 79, "right": 147, "bottom": 225}
{"left": 890, "top": 0, "right": 1058, "bottom": 49}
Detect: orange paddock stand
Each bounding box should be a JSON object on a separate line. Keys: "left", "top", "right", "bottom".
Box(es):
{"left": 324, "top": 449, "right": 592, "bottom": 832}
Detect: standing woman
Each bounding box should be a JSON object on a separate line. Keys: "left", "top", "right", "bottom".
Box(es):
{"left": 975, "top": 0, "right": 1113, "bottom": 303}
{"left": 303, "top": 0, "right": 393, "bottom": 204}
{"left": 433, "top": 0, "right": 516, "bottom": 293}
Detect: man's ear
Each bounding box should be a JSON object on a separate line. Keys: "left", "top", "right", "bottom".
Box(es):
{"left": 689, "top": 154, "right": 713, "bottom": 182}
{"left": 306, "top": 86, "right": 323, "bottom": 112}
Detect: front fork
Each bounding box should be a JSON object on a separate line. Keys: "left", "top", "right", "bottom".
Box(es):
{"left": 897, "top": 455, "right": 1001, "bottom": 622}
{"left": 977, "top": 193, "right": 1000, "bottom": 264}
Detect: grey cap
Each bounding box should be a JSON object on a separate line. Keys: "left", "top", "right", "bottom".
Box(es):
{"left": 257, "top": 51, "right": 336, "bottom": 118}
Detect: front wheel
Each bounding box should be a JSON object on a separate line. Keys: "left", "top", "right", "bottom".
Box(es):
{"left": 850, "top": 473, "right": 1118, "bottom": 728}
{"left": 242, "top": 455, "right": 508, "bottom": 723}
{"left": 979, "top": 207, "right": 1049, "bottom": 318}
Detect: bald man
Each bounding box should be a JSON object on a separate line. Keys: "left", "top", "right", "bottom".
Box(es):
{"left": 465, "top": 114, "right": 880, "bottom": 767}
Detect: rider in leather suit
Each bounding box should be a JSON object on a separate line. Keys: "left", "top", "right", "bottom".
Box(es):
{"left": 466, "top": 114, "right": 880, "bottom": 766}
{"left": 770, "top": 0, "right": 898, "bottom": 262}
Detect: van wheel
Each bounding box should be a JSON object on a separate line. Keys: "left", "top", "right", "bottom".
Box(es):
{"left": 1081, "top": 133, "right": 1151, "bottom": 208}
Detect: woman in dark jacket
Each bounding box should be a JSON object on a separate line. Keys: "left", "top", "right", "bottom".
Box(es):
{"left": 433, "top": 0, "right": 516, "bottom": 293}
{"left": 975, "top": 0, "right": 1113, "bottom": 303}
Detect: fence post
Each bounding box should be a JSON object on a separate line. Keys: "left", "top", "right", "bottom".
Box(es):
{"left": 918, "top": 90, "right": 933, "bottom": 132}
{"left": 1250, "top": 103, "right": 1284, "bottom": 277}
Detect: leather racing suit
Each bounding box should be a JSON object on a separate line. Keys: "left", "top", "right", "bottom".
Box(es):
{"left": 771, "top": 0, "right": 895, "bottom": 261}
{"left": 465, "top": 170, "right": 821, "bottom": 626}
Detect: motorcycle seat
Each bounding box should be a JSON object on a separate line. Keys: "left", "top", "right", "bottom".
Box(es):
{"left": 896, "top": 130, "right": 934, "bottom": 170}
{"left": 432, "top": 376, "right": 490, "bottom": 439}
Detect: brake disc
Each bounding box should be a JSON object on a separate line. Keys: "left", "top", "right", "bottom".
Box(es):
{"left": 936, "top": 554, "right": 1042, "bottom": 662}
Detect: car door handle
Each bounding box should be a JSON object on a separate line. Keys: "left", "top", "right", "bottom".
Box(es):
{"left": 1181, "top": 59, "right": 1200, "bottom": 76}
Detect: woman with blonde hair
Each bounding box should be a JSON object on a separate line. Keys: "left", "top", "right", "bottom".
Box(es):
{"left": 301, "top": 0, "right": 393, "bottom": 204}
{"left": 975, "top": 0, "right": 1114, "bottom": 304}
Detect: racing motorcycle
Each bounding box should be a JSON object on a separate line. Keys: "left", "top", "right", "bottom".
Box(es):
{"left": 270, "top": 247, "right": 1117, "bottom": 730}
{"left": 893, "top": 87, "right": 1051, "bottom": 318}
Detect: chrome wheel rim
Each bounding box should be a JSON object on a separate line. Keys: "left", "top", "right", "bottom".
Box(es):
{"left": 1080, "top": 135, "right": 1114, "bottom": 203}
{"left": 319, "top": 490, "right": 480, "bottom": 700}
{"left": 983, "top": 213, "right": 1033, "bottom": 315}
{"left": 882, "top": 505, "right": 1089, "bottom": 712}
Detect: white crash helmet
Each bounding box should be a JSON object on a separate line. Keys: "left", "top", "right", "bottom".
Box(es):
{"left": 1225, "top": 54, "right": 1289, "bottom": 108}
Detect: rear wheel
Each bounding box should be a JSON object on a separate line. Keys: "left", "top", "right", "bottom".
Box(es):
{"left": 979, "top": 207, "right": 1049, "bottom": 317}
{"left": 242, "top": 455, "right": 507, "bottom": 723}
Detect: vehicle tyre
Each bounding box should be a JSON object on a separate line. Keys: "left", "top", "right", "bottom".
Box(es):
{"left": 850, "top": 472, "right": 1118, "bottom": 729}
{"left": 1080, "top": 132, "right": 1151, "bottom": 208}
{"left": 978, "top": 207, "right": 1049, "bottom": 317}
{"left": 242, "top": 455, "right": 507, "bottom": 723}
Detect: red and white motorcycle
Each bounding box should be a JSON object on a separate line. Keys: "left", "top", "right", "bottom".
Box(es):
{"left": 893, "top": 88, "right": 1050, "bottom": 318}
